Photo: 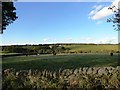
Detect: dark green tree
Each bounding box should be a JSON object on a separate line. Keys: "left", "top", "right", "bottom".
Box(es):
{"left": 107, "top": 5, "right": 120, "bottom": 31}
{"left": 1, "top": 2, "right": 18, "bottom": 34}
{"left": 50, "top": 45, "right": 57, "bottom": 55}
{"left": 107, "top": 5, "right": 120, "bottom": 65}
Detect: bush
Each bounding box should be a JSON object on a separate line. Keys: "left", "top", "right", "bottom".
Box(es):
{"left": 80, "top": 51, "right": 83, "bottom": 53}
{"left": 70, "top": 52, "right": 75, "bottom": 53}
{"left": 116, "top": 51, "right": 120, "bottom": 53}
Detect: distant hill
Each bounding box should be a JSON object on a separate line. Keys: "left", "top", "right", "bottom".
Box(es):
{"left": 1, "top": 43, "right": 119, "bottom": 54}
{"left": 63, "top": 44, "right": 119, "bottom": 53}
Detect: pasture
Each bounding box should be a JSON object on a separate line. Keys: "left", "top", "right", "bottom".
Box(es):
{"left": 2, "top": 53, "right": 119, "bottom": 71}
{"left": 64, "top": 44, "right": 119, "bottom": 53}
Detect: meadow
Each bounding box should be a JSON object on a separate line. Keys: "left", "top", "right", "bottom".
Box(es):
{"left": 2, "top": 53, "right": 119, "bottom": 71}
{"left": 2, "top": 44, "right": 120, "bottom": 89}
{"left": 63, "top": 44, "right": 119, "bottom": 53}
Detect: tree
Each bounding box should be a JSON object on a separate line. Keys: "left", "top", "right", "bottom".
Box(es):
{"left": 1, "top": 2, "right": 18, "bottom": 34}
{"left": 107, "top": 6, "right": 120, "bottom": 31}
{"left": 107, "top": 5, "right": 120, "bottom": 65}
{"left": 50, "top": 45, "right": 57, "bottom": 55}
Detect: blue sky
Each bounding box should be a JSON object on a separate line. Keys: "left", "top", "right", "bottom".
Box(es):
{"left": 1, "top": 1, "right": 119, "bottom": 45}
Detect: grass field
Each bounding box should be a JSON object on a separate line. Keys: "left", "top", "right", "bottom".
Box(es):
{"left": 2, "top": 53, "right": 119, "bottom": 71}
{"left": 64, "top": 44, "right": 119, "bottom": 53}
{"left": 2, "top": 45, "right": 120, "bottom": 89}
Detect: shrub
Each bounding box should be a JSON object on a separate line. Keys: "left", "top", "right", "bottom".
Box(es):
{"left": 116, "top": 51, "right": 120, "bottom": 53}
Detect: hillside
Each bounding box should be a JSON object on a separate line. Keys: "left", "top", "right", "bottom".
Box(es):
{"left": 63, "top": 44, "right": 119, "bottom": 53}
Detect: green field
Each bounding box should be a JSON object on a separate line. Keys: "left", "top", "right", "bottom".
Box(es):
{"left": 2, "top": 45, "right": 120, "bottom": 89}
{"left": 64, "top": 44, "right": 119, "bottom": 53}
{"left": 2, "top": 53, "right": 119, "bottom": 71}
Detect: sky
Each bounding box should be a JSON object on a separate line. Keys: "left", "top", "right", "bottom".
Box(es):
{"left": 1, "top": 0, "right": 120, "bottom": 45}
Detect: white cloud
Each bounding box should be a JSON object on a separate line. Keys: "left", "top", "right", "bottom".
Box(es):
{"left": 89, "top": 5, "right": 103, "bottom": 16}
{"left": 96, "top": 37, "right": 118, "bottom": 44}
{"left": 91, "top": 6, "right": 113, "bottom": 20}
{"left": 80, "top": 37, "right": 118, "bottom": 44}
{"left": 1, "top": 36, "right": 118, "bottom": 45}
{"left": 89, "top": 0, "right": 120, "bottom": 20}
{"left": 112, "top": 0, "right": 120, "bottom": 9}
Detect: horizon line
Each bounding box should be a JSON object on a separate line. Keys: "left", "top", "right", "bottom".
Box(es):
{"left": 0, "top": 42, "right": 119, "bottom": 46}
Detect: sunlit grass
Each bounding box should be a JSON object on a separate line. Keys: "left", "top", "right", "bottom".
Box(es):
{"left": 2, "top": 53, "right": 119, "bottom": 71}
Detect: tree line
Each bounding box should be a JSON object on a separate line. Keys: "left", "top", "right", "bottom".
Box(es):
{"left": 2, "top": 45, "right": 69, "bottom": 56}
